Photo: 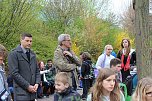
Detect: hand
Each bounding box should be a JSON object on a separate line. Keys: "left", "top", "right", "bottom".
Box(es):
{"left": 63, "top": 51, "right": 72, "bottom": 57}
{"left": 33, "top": 84, "right": 39, "bottom": 92}
{"left": 79, "top": 76, "right": 83, "bottom": 80}
{"left": 27, "top": 85, "right": 35, "bottom": 93}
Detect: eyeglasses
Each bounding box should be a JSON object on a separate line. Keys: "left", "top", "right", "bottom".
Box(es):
{"left": 146, "top": 92, "right": 152, "bottom": 97}
{"left": 107, "top": 49, "right": 113, "bottom": 50}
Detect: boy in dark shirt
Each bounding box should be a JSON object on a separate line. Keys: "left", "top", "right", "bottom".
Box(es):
{"left": 54, "top": 72, "right": 81, "bottom": 101}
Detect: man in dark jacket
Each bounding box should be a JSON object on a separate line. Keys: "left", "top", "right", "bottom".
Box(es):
{"left": 0, "top": 44, "right": 11, "bottom": 101}
{"left": 8, "top": 33, "right": 41, "bottom": 101}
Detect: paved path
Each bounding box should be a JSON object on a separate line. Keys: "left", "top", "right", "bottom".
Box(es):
{"left": 37, "top": 88, "right": 83, "bottom": 101}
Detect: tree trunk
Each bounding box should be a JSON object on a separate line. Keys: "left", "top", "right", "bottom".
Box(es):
{"left": 135, "top": 0, "right": 152, "bottom": 79}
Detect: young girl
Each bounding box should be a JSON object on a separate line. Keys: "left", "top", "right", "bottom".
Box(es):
{"left": 117, "top": 38, "right": 136, "bottom": 82}
{"left": 81, "top": 52, "right": 93, "bottom": 99}
{"left": 87, "top": 68, "right": 125, "bottom": 101}
{"left": 132, "top": 77, "right": 152, "bottom": 101}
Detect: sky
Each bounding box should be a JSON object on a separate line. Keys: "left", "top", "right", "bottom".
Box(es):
{"left": 110, "top": 0, "right": 132, "bottom": 16}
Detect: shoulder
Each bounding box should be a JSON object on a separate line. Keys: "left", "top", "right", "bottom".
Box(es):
{"left": 110, "top": 55, "right": 115, "bottom": 59}
{"left": 55, "top": 46, "right": 62, "bottom": 52}
{"left": 130, "top": 49, "right": 136, "bottom": 55}
{"left": 67, "top": 90, "right": 81, "bottom": 100}
{"left": 98, "top": 54, "right": 105, "bottom": 59}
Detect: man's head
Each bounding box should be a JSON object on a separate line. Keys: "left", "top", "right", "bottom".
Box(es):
{"left": 55, "top": 72, "right": 70, "bottom": 93}
{"left": 58, "top": 34, "right": 72, "bottom": 48}
{"left": 20, "top": 32, "right": 32, "bottom": 49}
{"left": 110, "top": 58, "right": 121, "bottom": 72}
{"left": 47, "top": 59, "right": 52, "bottom": 67}
{"left": 0, "top": 44, "right": 7, "bottom": 65}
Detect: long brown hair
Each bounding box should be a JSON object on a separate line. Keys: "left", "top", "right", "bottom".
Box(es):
{"left": 120, "top": 38, "right": 131, "bottom": 56}
{"left": 90, "top": 68, "right": 120, "bottom": 101}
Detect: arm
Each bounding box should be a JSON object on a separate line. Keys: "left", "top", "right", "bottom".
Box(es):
{"left": 95, "top": 54, "right": 104, "bottom": 69}
{"left": 81, "top": 63, "right": 86, "bottom": 77}
{"left": 53, "top": 50, "right": 77, "bottom": 72}
{"left": 131, "top": 51, "right": 136, "bottom": 65}
{"left": 70, "top": 55, "right": 81, "bottom": 66}
{"left": 35, "top": 62, "right": 41, "bottom": 84}
{"left": 40, "top": 70, "right": 49, "bottom": 74}
{"left": 117, "top": 50, "right": 121, "bottom": 59}
{"left": 8, "top": 52, "right": 30, "bottom": 90}
{"left": 63, "top": 50, "right": 81, "bottom": 66}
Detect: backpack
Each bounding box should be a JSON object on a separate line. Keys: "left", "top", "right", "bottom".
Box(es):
{"left": 84, "top": 62, "right": 95, "bottom": 79}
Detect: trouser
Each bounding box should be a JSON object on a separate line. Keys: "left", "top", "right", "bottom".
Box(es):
{"left": 43, "top": 82, "right": 55, "bottom": 95}
{"left": 82, "top": 79, "right": 91, "bottom": 98}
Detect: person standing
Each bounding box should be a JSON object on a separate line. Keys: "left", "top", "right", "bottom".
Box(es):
{"left": 117, "top": 38, "right": 136, "bottom": 82}
{"left": 53, "top": 34, "right": 81, "bottom": 91}
{"left": 8, "top": 33, "right": 41, "bottom": 101}
{"left": 96, "top": 45, "right": 115, "bottom": 69}
{"left": 0, "top": 44, "right": 11, "bottom": 101}
{"left": 81, "top": 52, "right": 93, "bottom": 99}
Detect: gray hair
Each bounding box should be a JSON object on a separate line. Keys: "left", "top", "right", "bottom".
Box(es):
{"left": 58, "top": 34, "right": 70, "bottom": 45}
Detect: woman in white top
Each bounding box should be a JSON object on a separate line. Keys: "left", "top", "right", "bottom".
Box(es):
{"left": 96, "top": 45, "right": 115, "bottom": 69}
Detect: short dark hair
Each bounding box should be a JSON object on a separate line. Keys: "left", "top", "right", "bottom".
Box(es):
{"left": 21, "top": 32, "right": 32, "bottom": 40}
{"left": 110, "top": 58, "right": 121, "bottom": 67}
{"left": 47, "top": 59, "right": 52, "bottom": 63}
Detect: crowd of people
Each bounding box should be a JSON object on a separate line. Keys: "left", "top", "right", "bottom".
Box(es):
{"left": 0, "top": 32, "right": 152, "bottom": 101}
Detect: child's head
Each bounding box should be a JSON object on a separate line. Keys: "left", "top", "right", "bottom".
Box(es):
{"left": 90, "top": 68, "right": 120, "bottom": 101}
{"left": 81, "top": 52, "right": 91, "bottom": 61}
{"left": 110, "top": 58, "right": 121, "bottom": 72}
{"left": 47, "top": 59, "right": 53, "bottom": 67}
{"left": 55, "top": 72, "right": 70, "bottom": 93}
{"left": 132, "top": 77, "right": 152, "bottom": 101}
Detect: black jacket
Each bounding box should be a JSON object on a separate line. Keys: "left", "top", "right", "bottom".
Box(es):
{"left": 54, "top": 87, "right": 81, "bottom": 101}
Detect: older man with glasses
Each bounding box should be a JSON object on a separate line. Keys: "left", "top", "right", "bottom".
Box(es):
{"left": 53, "top": 34, "right": 81, "bottom": 91}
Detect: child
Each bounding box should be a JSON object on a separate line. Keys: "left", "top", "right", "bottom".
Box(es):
{"left": 81, "top": 52, "right": 93, "bottom": 99}
{"left": 110, "top": 58, "right": 122, "bottom": 83}
{"left": 87, "top": 68, "right": 125, "bottom": 101}
{"left": 132, "top": 77, "right": 152, "bottom": 101}
{"left": 54, "top": 72, "right": 81, "bottom": 101}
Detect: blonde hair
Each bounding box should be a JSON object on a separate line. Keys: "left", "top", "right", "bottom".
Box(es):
{"left": 90, "top": 68, "right": 120, "bottom": 101}
{"left": 132, "top": 77, "right": 152, "bottom": 101}
{"left": 55, "top": 72, "right": 70, "bottom": 85}
{"left": 104, "top": 44, "right": 113, "bottom": 53}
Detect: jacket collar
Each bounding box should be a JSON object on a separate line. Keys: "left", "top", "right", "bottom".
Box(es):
{"left": 16, "top": 45, "right": 35, "bottom": 62}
